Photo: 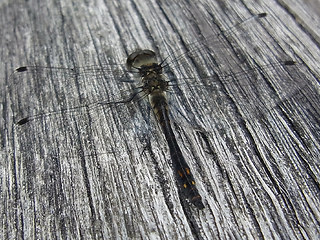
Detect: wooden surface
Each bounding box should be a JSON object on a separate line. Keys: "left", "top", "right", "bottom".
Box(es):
{"left": 1, "top": 0, "right": 319, "bottom": 239}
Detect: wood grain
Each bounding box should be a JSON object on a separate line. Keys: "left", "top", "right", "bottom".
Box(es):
{"left": 1, "top": 0, "right": 319, "bottom": 239}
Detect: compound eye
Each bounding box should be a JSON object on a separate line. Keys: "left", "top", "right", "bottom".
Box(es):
{"left": 126, "top": 50, "right": 157, "bottom": 70}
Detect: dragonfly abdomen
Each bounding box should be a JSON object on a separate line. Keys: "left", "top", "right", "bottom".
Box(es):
{"left": 150, "top": 93, "right": 204, "bottom": 209}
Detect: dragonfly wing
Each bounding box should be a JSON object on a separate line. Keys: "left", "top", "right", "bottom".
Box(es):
{"left": 8, "top": 63, "right": 138, "bottom": 124}
{"left": 167, "top": 60, "right": 309, "bottom": 128}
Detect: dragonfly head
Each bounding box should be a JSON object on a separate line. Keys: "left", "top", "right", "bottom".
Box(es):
{"left": 126, "top": 49, "right": 158, "bottom": 70}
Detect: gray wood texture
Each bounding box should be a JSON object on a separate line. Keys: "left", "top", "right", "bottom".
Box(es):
{"left": 1, "top": 0, "right": 319, "bottom": 239}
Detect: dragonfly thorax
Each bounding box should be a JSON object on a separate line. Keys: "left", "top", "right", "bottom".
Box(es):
{"left": 139, "top": 63, "right": 162, "bottom": 78}
{"left": 142, "top": 74, "right": 168, "bottom": 95}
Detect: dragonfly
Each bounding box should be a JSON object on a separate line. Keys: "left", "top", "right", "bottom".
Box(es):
{"left": 8, "top": 13, "right": 297, "bottom": 209}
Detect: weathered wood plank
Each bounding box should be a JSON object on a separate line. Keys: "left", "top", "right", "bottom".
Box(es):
{"left": 1, "top": 0, "right": 319, "bottom": 239}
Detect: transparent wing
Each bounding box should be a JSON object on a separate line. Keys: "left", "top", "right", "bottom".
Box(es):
{"left": 8, "top": 63, "right": 143, "bottom": 124}
{"left": 166, "top": 59, "right": 307, "bottom": 128}
{"left": 157, "top": 12, "right": 308, "bottom": 123}
{"left": 160, "top": 13, "right": 267, "bottom": 76}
